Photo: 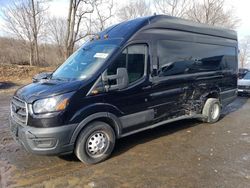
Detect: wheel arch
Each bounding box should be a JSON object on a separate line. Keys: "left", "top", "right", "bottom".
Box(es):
{"left": 70, "top": 112, "right": 122, "bottom": 144}
{"left": 205, "top": 91, "right": 220, "bottom": 99}
{"left": 201, "top": 89, "right": 221, "bottom": 103}
{"left": 197, "top": 88, "right": 221, "bottom": 114}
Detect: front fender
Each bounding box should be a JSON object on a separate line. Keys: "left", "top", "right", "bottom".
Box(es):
{"left": 69, "top": 103, "right": 123, "bottom": 123}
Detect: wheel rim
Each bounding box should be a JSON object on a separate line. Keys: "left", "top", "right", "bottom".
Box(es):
{"left": 86, "top": 131, "right": 110, "bottom": 158}
{"left": 211, "top": 103, "right": 220, "bottom": 120}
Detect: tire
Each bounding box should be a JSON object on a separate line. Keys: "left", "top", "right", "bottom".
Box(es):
{"left": 202, "top": 98, "right": 221, "bottom": 123}
{"left": 75, "top": 121, "right": 116, "bottom": 164}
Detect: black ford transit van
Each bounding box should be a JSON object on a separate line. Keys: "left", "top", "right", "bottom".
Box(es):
{"left": 9, "top": 15, "right": 238, "bottom": 164}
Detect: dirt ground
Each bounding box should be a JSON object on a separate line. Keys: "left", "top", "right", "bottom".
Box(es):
{"left": 0, "top": 91, "right": 250, "bottom": 188}
{"left": 0, "top": 64, "right": 55, "bottom": 93}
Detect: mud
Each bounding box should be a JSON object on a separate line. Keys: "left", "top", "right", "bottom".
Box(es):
{"left": 0, "top": 94, "right": 250, "bottom": 188}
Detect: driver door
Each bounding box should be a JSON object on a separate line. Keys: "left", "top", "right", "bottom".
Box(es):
{"left": 102, "top": 44, "right": 154, "bottom": 133}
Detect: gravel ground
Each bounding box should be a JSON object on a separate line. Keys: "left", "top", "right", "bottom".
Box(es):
{"left": 0, "top": 93, "right": 250, "bottom": 188}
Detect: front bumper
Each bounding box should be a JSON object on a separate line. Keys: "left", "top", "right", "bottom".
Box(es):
{"left": 9, "top": 117, "right": 77, "bottom": 155}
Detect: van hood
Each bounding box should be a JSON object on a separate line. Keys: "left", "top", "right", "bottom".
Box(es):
{"left": 15, "top": 79, "right": 82, "bottom": 103}
{"left": 238, "top": 79, "right": 250, "bottom": 86}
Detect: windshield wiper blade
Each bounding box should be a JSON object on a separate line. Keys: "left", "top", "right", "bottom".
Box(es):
{"left": 51, "top": 77, "right": 70, "bottom": 81}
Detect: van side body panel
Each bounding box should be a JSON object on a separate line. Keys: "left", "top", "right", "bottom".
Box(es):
{"left": 113, "top": 26, "right": 237, "bottom": 135}
{"left": 71, "top": 24, "right": 238, "bottom": 139}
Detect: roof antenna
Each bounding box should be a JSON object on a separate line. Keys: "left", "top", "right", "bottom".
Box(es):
{"left": 153, "top": 12, "right": 157, "bottom": 16}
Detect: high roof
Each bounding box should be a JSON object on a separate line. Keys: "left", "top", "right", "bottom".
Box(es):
{"left": 101, "top": 15, "right": 237, "bottom": 41}
{"left": 146, "top": 15, "right": 237, "bottom": 40}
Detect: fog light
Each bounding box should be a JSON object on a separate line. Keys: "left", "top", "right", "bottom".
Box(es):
{"left": 32, "top": 138, "right": 57, "bottom": 148}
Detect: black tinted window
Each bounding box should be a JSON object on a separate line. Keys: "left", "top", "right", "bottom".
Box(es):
{"left": 108, "top": 44, "right": 146, "bottom": 83}
{"left": 157, "top": 40, "right": 236, "bottom": 77}
{"left": 107, "top": 50, "right": 126, "bottom": 75}
{"left": 127, "top": 45, "right": 146, "bottom": 83}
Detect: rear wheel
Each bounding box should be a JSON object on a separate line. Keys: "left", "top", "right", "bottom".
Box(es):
{"left": 202, "top": 98, "right": 221, "bottom": 123}
{"left": 75, "top": 121, "right": 115, "bottom": 164}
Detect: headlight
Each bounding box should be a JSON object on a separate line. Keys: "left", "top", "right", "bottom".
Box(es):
{"left": 33, "top": 92, "right": 73, "bottom": 114}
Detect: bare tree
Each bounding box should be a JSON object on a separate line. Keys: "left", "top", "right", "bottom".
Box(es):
{"left": 2, "top": 0, "right": 46, "bottom": 66}
{"left": 31, "top": 0, "right": 40, "bottom": 65}
{"left": 65, "top": 0, "right": 94, "bottom": 58}
{"left": 239, "top": 36, "right": 250, "bottom": 68}
{"left": 186, "top": 0, "right": 239, "bottom": 29}
{"left": 154, "top": 0, "right": 189, "bottom": 17}
{"left": 47, "top": 17, "right": 66, "bottom": 57}
{"left": 92, "top": 0, "right": 114, "bottom": 32}
{"left": 117, "top": 0, "right": 152, "bottom": 21}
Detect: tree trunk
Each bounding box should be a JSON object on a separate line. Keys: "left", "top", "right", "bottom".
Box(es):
{"left": 241, "top": 60, "right": 244, "bottom": 68}
{"left": 65, "top": 43, "right": 74, "bottom": 58}
{"left": 31, "top": 0, "right": 39, "bottom": 65}
{"left": 65, "top": 41, "right": 75, "bottom": 59}
{"left": 65, "top": 0, "right": 74, "bottom": 60}
{"left": 29, "top": 43, "right": 34, "bottom": 66}
{"left": 34, "top": 37, "right": 39, "bottom": 65}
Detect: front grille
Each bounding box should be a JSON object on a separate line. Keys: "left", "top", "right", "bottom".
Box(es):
{"left": 238, "top": 85, "right": 250, "bottom": 90}
{"left": 11, "top": 96, "right": 28, "bottom": 126}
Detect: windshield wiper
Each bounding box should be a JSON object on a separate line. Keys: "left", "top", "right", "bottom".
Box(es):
{"left": 51, "top": 77, "right": 70, "bottom": 81}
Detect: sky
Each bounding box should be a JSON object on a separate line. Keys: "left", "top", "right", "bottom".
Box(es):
{"left": 226, "top": 0, "right": 250, "bottom": 39}
{"left": 0, "top": 0, "right": 249, "bottom": 40}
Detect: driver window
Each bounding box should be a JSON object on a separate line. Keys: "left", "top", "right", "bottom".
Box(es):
{"left": 107, "top": 44, "right": 147, "bottom": 84}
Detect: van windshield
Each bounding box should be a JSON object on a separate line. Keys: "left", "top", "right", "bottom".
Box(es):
{"left": 52, "top": 39, "right": 121, "bottom": 81}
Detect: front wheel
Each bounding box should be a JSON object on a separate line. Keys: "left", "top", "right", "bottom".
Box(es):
{"left": 75, "top": 121, "right": 116, "bottom": 164}
{"left": 202, "top": 98, "right": 221, "bottom": 123}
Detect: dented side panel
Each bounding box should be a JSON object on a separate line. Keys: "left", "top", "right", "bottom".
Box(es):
{"left": 117, "top": 28, "right": 237, "bottom": 134}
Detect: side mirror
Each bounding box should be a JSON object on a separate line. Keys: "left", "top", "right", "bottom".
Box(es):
{"left": 32, "top": 72, "right": 52, "bottom": 83}
{"left": 102, "top": 68, "right": 129, "bottom": 91}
